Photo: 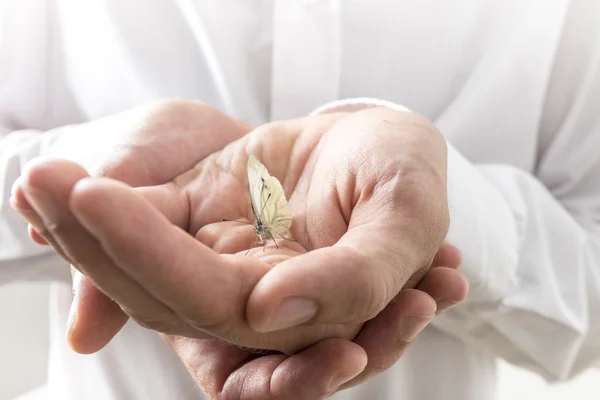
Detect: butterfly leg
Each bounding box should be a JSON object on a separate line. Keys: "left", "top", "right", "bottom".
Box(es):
{"left": 245, "top": 239, "right": 265, "bottom": 255}
{"left": 245, "top": 240, "right": 257, "bottom": 255}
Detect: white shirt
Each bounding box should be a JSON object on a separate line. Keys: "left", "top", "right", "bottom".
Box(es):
{"left": 1, "top": 1, "right": 599, "bottom": 399}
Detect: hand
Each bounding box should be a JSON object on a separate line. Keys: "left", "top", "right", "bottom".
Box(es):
{"left": 10, "top": 105, "right": 464, "bottom": 396}
{"left": 11, "top": 99, "right": 253, "bottom": 350}
{"left": 161, "top": 242, "right": 464, "bottom": 399}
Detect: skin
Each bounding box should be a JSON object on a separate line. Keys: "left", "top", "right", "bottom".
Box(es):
{"left": 11, "top": 100, "right": 468, "bottom": 399}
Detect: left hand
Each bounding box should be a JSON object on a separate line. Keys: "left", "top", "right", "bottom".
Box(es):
{"left": 161, "top": 241, "right": 464, "bottom": 399}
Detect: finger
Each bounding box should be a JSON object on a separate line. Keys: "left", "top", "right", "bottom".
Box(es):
{"left": 340, "top": 289, "right": 435, "bottom": 389}
{"left": 421, "top": 242, "right": 467, "bottom": 313}
{"left": 17, "top": 160, "right": 130, "bottom": 352}
{"left": 247, "top": 245, "right": 410, "bottom": 333}
{"left": 165, "top": 336, "right": 366, "bottom": 400}
{"left": 416, "top": 267, "right": 469, "bottom": 314}
{"left": 10, "top": 176, "right": 49, "bottom": 245}
{"left": 67, "top": 268, "right": 130, "bottom": 354}
{"left": 12, "top": 166, "right": 129, "bottom": 352}
{"left": 195, "top": 220, "right": 268, "bottom": 254}
{"left": 20, "top": 159, "right": 191, "bottom": 346}
{"left": 269, "top": 339, "right": 366, "bottom": 399}
{"left": 27, "top": 224, "right": 48, "bottom": 245}
{"left": 339, "top": 266, "right": 468, "bottom": 390}
{"left": 12, "top": 164, "right": 189, "bottom": 246}
{"left": 432, "top": 242, "right": 462, "bottom": 270}
{"left": 135, "top": 185, "right": 190, "bottom": 229}
{"left": 69, "top": 177, "right": 269, "bottom": 338}
{"left": 162, "top": 336, "right": 255, "bottom": 397}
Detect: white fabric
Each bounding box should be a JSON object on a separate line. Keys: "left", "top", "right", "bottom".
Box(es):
{"left": 1, "top": 0, "right": 599, "bottom": 399}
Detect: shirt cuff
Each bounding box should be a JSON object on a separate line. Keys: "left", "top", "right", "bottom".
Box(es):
{"left": 309, "top": 97, "right": 411, "bottom": 115}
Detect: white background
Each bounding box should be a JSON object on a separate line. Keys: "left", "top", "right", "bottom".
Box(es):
{"left": 1, "top": 283, "right": 599, "bottom": 400}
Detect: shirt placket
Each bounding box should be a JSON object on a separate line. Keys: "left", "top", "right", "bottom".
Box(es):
{"left": 270, "top": 0, "right": 341, "bottom": 121}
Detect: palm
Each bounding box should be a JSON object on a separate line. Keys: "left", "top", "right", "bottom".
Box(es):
{"left": 180, "top": 117, "right": 339, "bottom": 255}
{"left": 154, "top": 109, "right": 452, "bottom": 397}
{"left": 163, "top": 112, "right": 365, "bottom": 352}
{"left": 158, "top": 108, "right": 447, "bottom": 354}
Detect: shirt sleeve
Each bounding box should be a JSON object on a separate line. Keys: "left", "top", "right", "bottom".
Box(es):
{"left": 309, "top": 8, "right": 600, "bottom": 380}
{"left": 1, "top": 130, "right": 70, "bottom": 284}
{"left": 0, "top": 2, "right": 125, "bottom": 285}
{"left": 0, "top": 120, "right": 144, "bottom": 285}
{"left": 434, "top": 4, "right": 600, "bottom": 382}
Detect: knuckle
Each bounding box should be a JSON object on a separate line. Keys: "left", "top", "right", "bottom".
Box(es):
{"left": 367, "top": 349, "right": 401, "bottom": 377}
{"left": 44, "top": 220, "right": 63, "bottom": 236}
{"left": 369, "top": 356, "right": 396, "bottom": 376}
{"left": 217, "top": 391, "right": 241, "bottom": 400}
{"left": 218, "top": 380, "right": 258, "bottom": 400}
{"left": 45, "top": 222, "right": 83, "bottom": 258}
{"left": 343, "top": 250, "right": 390, "bottom": 323}
{"left": 146, "top": 98, "right": 218, "bottom": 131}
{"left": 384, "top": 165, "right": 450, "bottom": 244}
{"left": 125, "top": 309, "right": 178, "bottom": 334}
{"left": 358, "top": 277, "right": 390, "bottom": 322}
{"left": 150, "top": 98, "right": 209, "bottom": 117}
{"left": 252, "top": 120, "right": 284, "bottom": 142}
{"left": 180, "top": 311, "right": 231, "bottom": 339}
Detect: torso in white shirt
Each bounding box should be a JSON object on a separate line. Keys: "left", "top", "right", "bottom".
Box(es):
{"left": 1, "top": 0, "right": 576, "bottom": 399}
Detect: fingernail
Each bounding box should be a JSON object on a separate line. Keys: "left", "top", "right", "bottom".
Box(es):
{"left": 71, "top": 270, "right": 82, "bottom": 296}
{"left": 328, "top": 372, "right": 356, "bottom": 393}
{"left": 436, "top": 299, "right": 458, "bottom": 314}
{"left": 24, "top": 187, "right": 59, "bottom": 224}
{"left": 67, "top": 273, "right": 82, "bottom": 332}
{"left": 10, "top": 176, "right": 23, "bottom": 198}
{"left": 9, "top": 177, "right": 32, "bottom": 211}
{"left": 257, "top": 298, "right": 318, "bottom": 333}
{"left": 67, "top": 298, "right": 79, "bottom": 333}
{"left": 399, "top": 315, "right": 433, "bottom": 342}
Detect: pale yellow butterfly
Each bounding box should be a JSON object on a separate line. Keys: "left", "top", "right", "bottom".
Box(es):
{"left": 221, "top": 155, "right": 295, "bottom": 254}
{"left": 245, "top": 155, "right": 293, "bottom": 253}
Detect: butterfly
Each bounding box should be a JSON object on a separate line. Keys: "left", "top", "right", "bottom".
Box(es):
{"left": 246, "top": 154, "right": 293, "bottom": 252}
{"left": 224, "top": 155, "right": 293, "bottom": 254}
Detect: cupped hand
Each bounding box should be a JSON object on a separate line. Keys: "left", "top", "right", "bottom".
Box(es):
{"left": 11, "top": 99, "right": 253, "bottom": 349}
{"left": 12, "top": 104, "right": 468, "bottom": 398}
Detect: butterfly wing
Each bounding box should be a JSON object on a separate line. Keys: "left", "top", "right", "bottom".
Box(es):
{"left": 261, "top": 176, "right": 292, "bottom": 236}
{"left": 247, "top": 155, "right": 268, "bottom": 222}
{"left": 247, "top": 155, "right": 292, "bottom": 236}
